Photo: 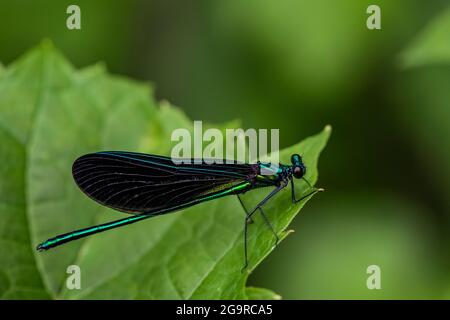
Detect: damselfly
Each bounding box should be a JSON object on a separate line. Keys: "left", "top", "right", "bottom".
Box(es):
{"left": 37, "top": 151, "right": 321, "bottom": 269}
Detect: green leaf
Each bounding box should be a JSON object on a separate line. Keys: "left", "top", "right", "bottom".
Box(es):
{"left": 0, "top": 42, "right": 330, "bottom": 299}
{"left": 245, "top": 287, "right": 281, "bottom": 300}
{"left": 401, "top": 7, "right": 450, "bottom": 68}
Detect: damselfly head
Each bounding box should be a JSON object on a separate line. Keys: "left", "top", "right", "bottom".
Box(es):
{"left": 291, "top": 154, "right": 306, "bottom": 179}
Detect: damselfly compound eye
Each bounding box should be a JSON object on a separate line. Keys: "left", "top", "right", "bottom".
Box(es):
{"left": 293, "top": 166, "right": 304, "bottom": 179}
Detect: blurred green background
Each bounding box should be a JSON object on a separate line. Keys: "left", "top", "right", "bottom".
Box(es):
{"left": 1, "top": 0, "right": 449, "bottom": 299}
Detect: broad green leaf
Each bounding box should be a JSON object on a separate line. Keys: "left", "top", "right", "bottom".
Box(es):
{"left": 0, "top": 42, "right": 55, "bottom": 299}
{"left": 401, "top": 7, "right": 450, "bottom": 68}
{"left": 245, "top": 287, "right": 281, "bottom": 300}
{"left": 0, "top": 42, "right": 330, "bottom": 299}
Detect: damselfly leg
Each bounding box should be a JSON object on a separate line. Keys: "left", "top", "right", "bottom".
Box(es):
{"left": 238, "top": 195, "right": 279, "bottom": 244}
{"left": 241, "top": 182, "right": 288, "bottom": 271}
{"left": 237, "top": 194, "right": 254, "bottom": 224}
{"left": 290, "top": 178, "right": 322, "bottom": 204}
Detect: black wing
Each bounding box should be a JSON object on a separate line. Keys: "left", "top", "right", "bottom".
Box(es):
{"left": 72, "top": 151, "right": 256, "bottom": 214}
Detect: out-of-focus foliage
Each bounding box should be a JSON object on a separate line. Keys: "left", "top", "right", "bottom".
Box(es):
{"left": 401, "top": 7, "right": 450, "bottom": 68}
{"left": 395, "top": 8, "right": 450, "bottom": 214}
{"left": 251, "top": 193, "right": 445, "bottom": 299}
